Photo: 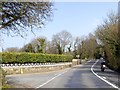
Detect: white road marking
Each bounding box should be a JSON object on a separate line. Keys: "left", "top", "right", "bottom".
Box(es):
{"left": 87, "top": 60, "right": 92, "bottom": 62}
{"left": 36, "top": 59, "right": 119, "bottom": 89}
{"left": 36, "top": 70, "right": 68, "bottom": 89}
{"left": 102, "top": 77, "right": 106, "bottom": 79}
{"left": 36, "top": 60, "right": 93, "bottom": 89}
{"left": 91, "top": 59, "right": 119, "bottom": 89}
{"left": 84, "top": 60, "right": 92, "bottom": 64}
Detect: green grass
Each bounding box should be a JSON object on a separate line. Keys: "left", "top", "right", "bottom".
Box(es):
{"left": 0, "top": 68, "right": 13, "bottom": 89}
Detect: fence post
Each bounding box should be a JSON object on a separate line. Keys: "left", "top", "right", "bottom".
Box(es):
{"left": 20, "top": 68, "right": 23, "bottom": 74}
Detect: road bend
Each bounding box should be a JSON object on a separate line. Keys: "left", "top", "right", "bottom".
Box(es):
{"left": 6, "top": 59, "right": 119, "bottom": 89}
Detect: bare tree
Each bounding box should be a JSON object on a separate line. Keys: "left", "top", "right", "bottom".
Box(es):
{"left": 76, "top": 34, "right": 98, "bottom": 59}
{"left": 52, "top": 30, "right": 72, "bottom": 54}
{"left": 72, "top": 37, "right": 81, "bottom": 58}
{"left": 1, "top": 2, "right": 53, "bottom": 37}
{"left": 46, "top": 41, "right": 58, "bottom": 54}
{"left": 95, "top": 12, "right": 120, "bottom": 70}
{"left": 4, "top": 47, "right": 19, "bottom": 52}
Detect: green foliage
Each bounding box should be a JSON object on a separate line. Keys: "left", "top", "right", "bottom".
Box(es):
{"left": 20, "top": 37, "right": 47, "bottom": 53}
{"left": 1, "top": 52, "right": 73, "bottom": 64}
{"left": 0, "top": 67, "right": 13, "bottom": 88}
{"left": 77, "top": 34, "right": 98, "bottom": 59}
{"left": 0, "top": 68, "right": 6, "bottom": 87}
{"left": 95, "top": 12, "right": 120, "bottom": 71}
{"left": 24, "top": 43, "right": 33, "bottom": 52}
{"left": 36, "top": 38, "right": 46, "bottom": 53}
{"left": 0, "top": 67, "right": 13, "bottom": 89}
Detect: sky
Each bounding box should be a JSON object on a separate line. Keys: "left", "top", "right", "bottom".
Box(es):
{"left": 0, "top": 2, "right": 118, "bottom": 51}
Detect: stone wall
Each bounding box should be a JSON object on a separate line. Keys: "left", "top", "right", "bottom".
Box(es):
{"left": 72, "top": 59, "right": 81, "bottom": 66}
{"left": 2, "top": 59, "right": 82, "bottom": 75}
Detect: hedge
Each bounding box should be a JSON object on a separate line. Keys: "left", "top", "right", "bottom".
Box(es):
{"left": 0, "top": 52, "right": 73, "bottom": 64}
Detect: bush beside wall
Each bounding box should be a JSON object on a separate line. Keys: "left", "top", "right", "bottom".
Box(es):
{"left": 1, "top": 52, "right": 73, "bottom": 64}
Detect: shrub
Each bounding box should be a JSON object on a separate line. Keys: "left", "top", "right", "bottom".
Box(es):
{"left": 0, "top": 68, "right": 6, "bottom": 87}
{"left": 1, "top": 52, "right": 73, "bottom": 64}
{"left": 0, "top": 68, "right": 13, "bottom": 88}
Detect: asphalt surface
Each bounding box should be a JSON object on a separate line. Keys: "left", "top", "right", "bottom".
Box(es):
{"left": 6, "top": 59, "right": 120, "bottom": 89}
{"left": 93, "top": 59, "right": 120, "bottom": 88}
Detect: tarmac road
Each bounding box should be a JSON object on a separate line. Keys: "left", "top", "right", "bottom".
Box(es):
{"left": 6, "top": 59, "right": 120, "bottom": 89}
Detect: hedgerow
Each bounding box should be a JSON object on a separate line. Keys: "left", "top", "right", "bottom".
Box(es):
{"left": 0, "top": 52, "right": 73, "bottom": 64}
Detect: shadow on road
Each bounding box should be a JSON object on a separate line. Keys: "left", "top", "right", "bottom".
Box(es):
{"left": 64, "top": 60, "right": 119, "bottom": 88}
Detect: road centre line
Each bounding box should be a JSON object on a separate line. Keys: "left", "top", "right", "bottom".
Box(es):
{"left": 91, "top": 59, "right": 119, "bottom": 89}
{"left": 36, "top": 59, "right": 93, "bottom": 89}
{"left": 35, "top": 60, "right": 93, "bottom": 89}
{"left": 36, "top": 59, "right": 119, "bottom": 89}
{"left": 35, "top": 69, "right": 68, "bottom": 89}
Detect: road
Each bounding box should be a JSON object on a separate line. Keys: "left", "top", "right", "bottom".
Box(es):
{"left": 6, "top": 59, "right": 120, "bottom": 89}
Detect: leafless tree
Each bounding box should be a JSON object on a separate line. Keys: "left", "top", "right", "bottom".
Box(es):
{"left": 52, "top": 30, "right": 72, "bottom": 54}
{"left": 1, "top": 1, "right": 53, "bottom": 37}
